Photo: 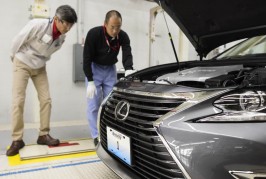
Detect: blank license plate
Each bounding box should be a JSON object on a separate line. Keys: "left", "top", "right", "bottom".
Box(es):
{"left": 107, "top": 126, "right": 131, "bottom": 165}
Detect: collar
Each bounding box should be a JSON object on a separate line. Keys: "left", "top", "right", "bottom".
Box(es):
{"left": 103, "top": 26, "right": 118, "bottom": 40}
{"left": 52, "top": 21, "right": 61, "bottom": 40}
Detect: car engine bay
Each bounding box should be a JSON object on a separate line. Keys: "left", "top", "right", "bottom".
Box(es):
{"left": 142, "top": 65, "right": 266, "bottom": 88}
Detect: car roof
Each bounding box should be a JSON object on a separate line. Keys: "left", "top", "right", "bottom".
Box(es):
{"left": 155, "top": 0, "right": 266, "bottom": 57}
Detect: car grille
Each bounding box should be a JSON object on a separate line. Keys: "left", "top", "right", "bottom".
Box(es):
{"left": 100, "top": 90, "right": 186, "bottom": 179}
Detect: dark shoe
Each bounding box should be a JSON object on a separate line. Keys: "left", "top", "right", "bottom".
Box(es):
{"left": 6, "top": 140, "right": 25, "bottom": 156}
{"left": 94, "top": 138, "right": 99, "bottom": 146}
{"left": 37, "top": 134, "right": 60, "bottom": 146}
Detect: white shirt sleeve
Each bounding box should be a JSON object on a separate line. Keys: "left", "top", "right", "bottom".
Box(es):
{"left": 10, "top": 20, "right": 40, "bottom": 60}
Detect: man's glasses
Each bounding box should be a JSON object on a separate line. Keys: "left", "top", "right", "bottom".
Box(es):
{"left": 59, "top": 19, "right": 73, "bottom": 30}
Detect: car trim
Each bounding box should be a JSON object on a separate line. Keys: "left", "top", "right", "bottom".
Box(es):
{"left": 229, "top": 170, "right": 266, "bottom": 179}
{"left": 97, "top": 104, "right": 103, "bottom": 143}
{"left": 155, "top": 125, "right": 191, "bottom": 179}
{"left": 97, "top": 92, "right": 113, "bottom": 143}
{"left": 113, "top": 87, "right": 195, "bottom": 99}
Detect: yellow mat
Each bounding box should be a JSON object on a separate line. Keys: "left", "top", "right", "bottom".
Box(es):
{"left": 7, "top": 150, "right": 97, "bottom": 166}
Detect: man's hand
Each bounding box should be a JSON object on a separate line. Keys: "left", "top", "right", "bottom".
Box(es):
{"left": 125, "top": 70, "right": 136, "bottom": 77}
{"left": 87, "top": 81, "right": 97, "bottom": 98}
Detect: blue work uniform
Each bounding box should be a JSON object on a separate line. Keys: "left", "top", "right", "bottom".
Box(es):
{"left": 83, "top": 26, "right": 133, "bottom": 139}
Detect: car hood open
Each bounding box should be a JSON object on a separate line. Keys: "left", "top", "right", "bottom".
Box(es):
{"left": 155, "top": 0, "right": 266, "bottom": 57}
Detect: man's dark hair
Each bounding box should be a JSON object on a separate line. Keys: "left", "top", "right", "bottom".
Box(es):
{"left": 105, "top": 10, "right": 122, "bottom": 23}
{"left": 56, "top": 5, "right": 77, "bottom": 23}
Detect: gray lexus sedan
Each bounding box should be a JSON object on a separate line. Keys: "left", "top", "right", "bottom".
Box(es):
{"left": 96, "top": 0, "right": 266, "bottom": 179}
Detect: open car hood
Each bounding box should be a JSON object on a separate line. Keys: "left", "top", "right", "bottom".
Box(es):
{"left": 155, "top": 0, "right": 266, "bottom": 57}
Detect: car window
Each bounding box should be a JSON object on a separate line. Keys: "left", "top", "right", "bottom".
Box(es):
{"left": 216, "top": 35, "right": 266, "bottom": 59}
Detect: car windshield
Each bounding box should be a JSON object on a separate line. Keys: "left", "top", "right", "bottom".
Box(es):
{"left": 216, "top": 35, "right": 266, "bottom": 59}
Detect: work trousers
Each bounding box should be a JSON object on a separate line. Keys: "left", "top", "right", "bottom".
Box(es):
{"left": 11, "top": 57, "right": 51, "bottom": 141}
{"left": 86, "top": 63, "right": 117, "bottom": 139}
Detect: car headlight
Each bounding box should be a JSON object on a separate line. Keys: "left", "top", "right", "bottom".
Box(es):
{"left": 197, "top": 90, "right": 266, "bottom": 122}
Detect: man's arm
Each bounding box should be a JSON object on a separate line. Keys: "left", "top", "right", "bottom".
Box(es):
{"left": 10, "top": 20, "right": 39, "bottom": 60}
{"left": 83, "top": 29, "right": 96, "bottom": 81}
{"left": 121, "top": 31, "right": 133, "bottom": 70}
{"left": 83, "top": 29, "right": 98, "bottom": 98}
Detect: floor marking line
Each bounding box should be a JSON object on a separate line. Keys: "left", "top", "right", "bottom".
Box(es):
{"left": 0, "top": 159, "right": 101, "bottom": 177}
{"left": 0, "top": 167, "right": 49, "bottom": 177}
{"left": 52, "top": 159, "right": 101, "bottom": 168}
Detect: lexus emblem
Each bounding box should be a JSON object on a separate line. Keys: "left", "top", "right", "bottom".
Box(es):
{"left": 115, "top": 100, "right": 130, "bottom": 121}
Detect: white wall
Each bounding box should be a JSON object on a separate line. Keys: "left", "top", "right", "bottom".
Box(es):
{"left": 0, "top": 0, "right": 198, "bottom": 125}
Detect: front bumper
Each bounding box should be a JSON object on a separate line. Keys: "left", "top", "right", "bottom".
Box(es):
{"left": 96, "top": 143, "right": 142, "bottom": 179}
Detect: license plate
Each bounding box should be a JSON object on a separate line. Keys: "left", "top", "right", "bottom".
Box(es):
{"left": 107, "top": 126, "right": 131, "bottom": 165}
